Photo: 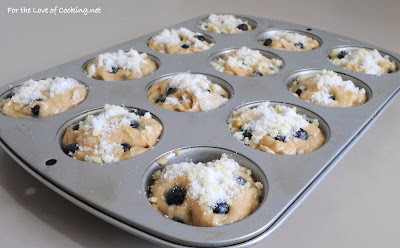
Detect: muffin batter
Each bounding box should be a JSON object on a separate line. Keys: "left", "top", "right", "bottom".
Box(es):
{"left": 200, "top": 14, "right": 253, "bottom": 34}
{"left": 148, "top": 73, "right": 229, "bottom": 112}
{"left": 85, "top": 49, "right": 157, "bottom": 81}
{"left": 290, "top": 70, "right": 367, "bottom": 107}
{"left": 329, "top": 48, "right": 397, "bottom": 75}
{"left": 62, "top": 104, "right": 162, "bottom": 163}
{"left": 210, "top": 47, "right": 283, "bottom": 77}
{"left": 1, "top": 77, "right": 87, "bottom": 118}
{"left": 149, "top": 154, "right": 263, "bottom": 226}
{"left": 260, "top": 31, "right": 319, "bottom": 51}
{"left": 228, "top": 102, "right": 325, "bottom": 155}
{"left": 148, "top": 27, "right": 213, "bottom": 54}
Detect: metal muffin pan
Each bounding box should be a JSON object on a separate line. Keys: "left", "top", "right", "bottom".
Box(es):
{"left": 0, "top": 13, "right": 399, "bottom": 247}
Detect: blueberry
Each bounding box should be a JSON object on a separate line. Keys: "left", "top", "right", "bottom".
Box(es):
{"left": 237, "top": 23, "right": 248, "bottom": 31}
{"left": 31, "top": 105, "right": 40, "bottom": 116}
{"left": 329, "top": 94, "right": 335, "bottom": 100}
{"left": 172, "top": 217, "right": 184, "bottom": 223}
{"left": 110, "top": 66, "right": 119, "bottom": 73}
{"left": 166, "top": 187, "right": 186, "bottom": 206}
{"left": 242, "top": 129, "right": 252, "bottom": 140}
{"left": 121, "top": 143, "right": 131, "bottom": 152}
{"left": 337, "top": 50, "right": 348, "bottom": 59}
{"left": 294, "top": 42, "right": 304, "bottom": 49}
{"left": 194, "top": 35, "right": 206, "bottom": 41}
{"left": 130, "top": 120, "right": 141, "bottom": 129}
{"left": 130, "top": 109, "right": 146, "bottom": 116}
{"left": 213, "top": 202, "right": 229, "bottom": 214}
{"left": 72, "top": 124, "right": 79, "bottom": 131}
{"left": 166, "top": 87, "right": 178, "bottom": 96}
{"left": 236, "top": 176, "right": 246, "bottom": 185}
{"left": 6, "top": 92, "right": 15, "bottom": 99}
{"left": 295, "top": 88, "right": 304, "bottom": 96}
{"left": 252, "top": 71, "right": 264, "bottom": 77}
{"left": 263, "top": 38, "right": 272, "bottom": 46}
{"left": 181, "top": 43, "right": 190, "bottom": 49}
{"left": 64, "top": 143, "right": 79, "bottom": 156}
{"left": 387, "top": 69, "right": 393, "bottom": 74}
{"left": 274, "top": 134, "right": 286, "bottom": 142}
{"left": 205, "top": 89, "right": 211, "bottom": 92}
{"left": 220, "top": 94, "right": 226, "bottom": 98}
{"left": 6, "top": 93, "right": 14, "bottom": 99}
{"left": 155, "top": 96, "right": 166, "bottom": 104}
{"left": 294, "top": 128, "right": 308, "bottom": 140}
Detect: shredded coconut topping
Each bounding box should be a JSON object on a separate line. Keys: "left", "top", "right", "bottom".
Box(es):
{"left": 293, "top": 70, "right": 366, "bottom": 106}
{"left": 86, "top": 49, "right": 150, "bottom": 77}
{"left": 267, "top": 31, "right": 311, "bottom": 46}
{"left": 163, "top": 73, "right": 228, "bottom": 111}
{"left": 9, "top": 77, "right": 84, "bottom": 107}
{"left": 210, "top": 47, "right": 282, "bottom": 74}
{"left": 79, "top": 104, "right": 150, "bottom": 163}
{"left": 200, "top": 14, "right": 249, "bottom": 33}
{"left": 330, "top": 48, "right": 395, "bottom": 74}
{"left": 154, "top": 154, "right": 261, "bottom": 207}
{"left": 152, "top": 27, "right": 212, "bottom": 50}
{"left": 229, "top": 102, "right": 315, "bottom": 144}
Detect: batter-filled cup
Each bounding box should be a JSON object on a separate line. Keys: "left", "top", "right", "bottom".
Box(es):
{"left": 62, "top": 104, "right": 162, "bottom": 163}
{"left": 329, "top": 47, "right": 397, "bottom": 75}
{"left": 85, "top": 49, "right": 157, "bottom": 81}
{"left": 148, "top": 72, "right": 229, "bottom": 112}
{"left": 228, "top": 101, "right": 325, "bottom": 155}
{"left": 0, "top": 77, "right": 87, "bottom": 118}
{"left": 289, "top": 70, "right": 367, "bottom": 107}
{"left": 149, "top": 153, "right": 263, "bottom": 226}
{"left": 259, "top": 31, "right": 320, "bottom": 51}
{"left": 199, "top": 14, "right": 253, "bottom": 34}
{"left": 148, "top": 27, "right": 213, "bottom": 54}
{"left": 210, "top": 47, "right": 283, "bottom": 77}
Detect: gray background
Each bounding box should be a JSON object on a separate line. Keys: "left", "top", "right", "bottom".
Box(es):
{"left": 0, "top": 0, "right": 399, "bottom": 247}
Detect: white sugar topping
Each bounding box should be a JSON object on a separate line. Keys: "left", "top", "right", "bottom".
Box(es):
{"left": 86, "top": 49, "right": 150, "bottom": 77}
{"left": 330, "top": 48, "right": 394, "bottom": 74}
{"left": 155, "top": 154, "right": 260, "bottom": 206}
{"left": 163, "top": 73, "right": 228, "bottom": 111}
{"left": 152, "top": 27, "right": 212, "bottom": 50}
{"left": 200, "top": 14, "right": 248, "bottom": 33}
{"left": 267, "top": 31, "right": 311, "bottom": 46}
{"left": 79, "top": 104, "right": 150, "bottom": 163}
{"left": 210, "top": 47, "right": 282, "bottom": 73}
{"left": 10, "top": 77, "right": 83, "bottom": 107}
{"left": 294, "top": 70, "right": 365, "bottom": 106}
{"left": 229, "top": 102, "right": 313, "bottom": 144}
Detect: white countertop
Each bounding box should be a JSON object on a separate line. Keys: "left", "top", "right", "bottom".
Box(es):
{"left": 1, "top": 0, "right": 399, "bottom": 247}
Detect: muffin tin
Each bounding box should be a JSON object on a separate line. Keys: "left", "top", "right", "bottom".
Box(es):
{"left": 0, "top": 14, "right": 399, "bottom": 247}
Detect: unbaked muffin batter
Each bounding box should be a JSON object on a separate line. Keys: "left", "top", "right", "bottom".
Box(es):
{"left": 148, "top": 73, "right": 229, "bottom": 112}
{"left": 228, "top": 102, "right": 325, "bottom": 155}
{"left": 260, "top": 31, "right": 319, "bottom": 51}
{"left": 148, "top": 28, "right": 213, "bottom": 54}
{"left": 1, "top": 77, "right": 87, "bottom": 118}
{"left": 290, "top": 70, "right": 367, "bottom": 107}
{"left": 62, "top": 104, "right": 162, "bottom": 163}
{"left": 149, "top": 154, "right": 263, "bottom": 226}
{"left": 200, "top": 14, "right": 253, "bottom": 34}
{"left": 210, "top": 47, "right": 283, "bottom": 77}
{"left": 85, "top": 49, "right": 157, "bottom": 81}
{"left": 329, "top": 48, "right": 397, "bottom": 75}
